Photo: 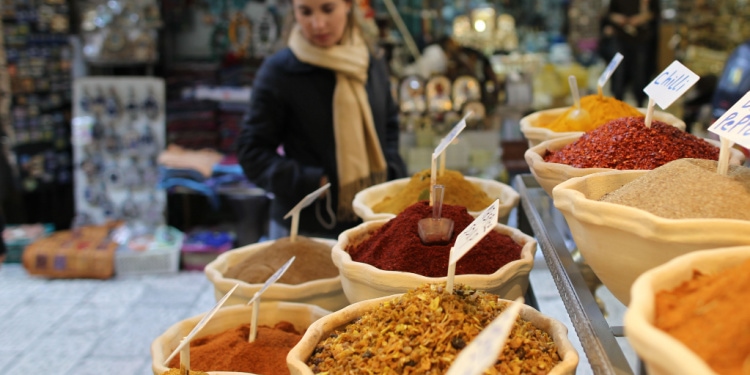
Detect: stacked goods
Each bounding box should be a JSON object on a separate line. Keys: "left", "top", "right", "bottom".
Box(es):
{"left": 544, "top": 117, "right": 719, "bottom": 169}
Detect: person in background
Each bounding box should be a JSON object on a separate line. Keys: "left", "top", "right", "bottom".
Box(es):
{"left": 605, "top": 0, "right": 660, "bottom": 107}
{"left": 237, "top": 0, "right": 407, "bottom": 240}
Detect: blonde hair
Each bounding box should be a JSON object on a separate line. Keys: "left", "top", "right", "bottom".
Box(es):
{"left": 278, "top": 0, "right": 379, "bottom": 53}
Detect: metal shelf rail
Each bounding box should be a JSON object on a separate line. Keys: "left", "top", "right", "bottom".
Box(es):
{"left": 514, "top": 174, "right": 636, "bottom": 375}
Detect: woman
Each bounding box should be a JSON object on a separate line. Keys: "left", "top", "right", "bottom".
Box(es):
{"left": 237, "top": 0, "right": 407, "bottom": 239}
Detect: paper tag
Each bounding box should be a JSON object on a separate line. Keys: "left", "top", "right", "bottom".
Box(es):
{"left": 283, "top": 183, "right": 330, "bottom": 219}
{"left": 708, "top": 90, "right": 750, "bottom": 149}
{"left": 433, "top": 112, "right": 471, "bottom": 159}
{"left": 246, "top": 256, "right": 295, "bottom": 305}
{"left": 449, "top": 199, "right": 499, "bottom": 265}
{"left": 643, "top": 60, "right": 700, "bottom": 110}
{"left": 597, "top": 52, "right": 624, "bottom": 89}
{"left": 445, "top": 297, "right": 524, "bottom": 375}
{"left": 164, "top": 283, "right": 239, "bottom": 365}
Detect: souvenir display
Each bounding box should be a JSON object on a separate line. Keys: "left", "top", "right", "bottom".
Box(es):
{"left": 425, "top": 75, "right": 452, "bottom": 113}
{"left": 452, "top": 75, "right": 481, "bottom": 111}
{"left": 72, "top": 77, "right": 166, "bottom": 226}
{"left": 252, "top": 8, "right": 280, "bottom": 58}
{"left": 398, "top": 76, "right": 426, "bottom": 114}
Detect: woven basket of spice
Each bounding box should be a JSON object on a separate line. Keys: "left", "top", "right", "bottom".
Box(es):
{"left": 151, "top": 302, "right": 330, "bottom": 375}
{"left": 625, "top": 246, "right": 750, "bottom": 375}
{"left": 333, "top": 201, "right": 537, "bottom": 304}
{"left": 525, "top": 118, "right": 746, "bottom": 197}
{"left": 352, "top": 173, "right": 520, "bottom": 223}
{"left": 204, "top": 237, "right": 348, "bottom": 311}
{"left": 519, "top": 105, "right": 685, "bottom": 148}
{"left": 287, "top": 283, "right": 579, "bottom": 375}
{"left": 553, "top": 160, "right": 750, "bottom": 305}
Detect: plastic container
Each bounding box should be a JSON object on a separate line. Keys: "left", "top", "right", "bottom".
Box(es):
{"left": 287, "top": 294, "right": 579, "bottom": 375}
{"left": 332, "top": 219, "right": 537, "bottom": 304}
{"left": 115, "top": 226, "right": 184, "bottom": 276}
{"left": 151, "top": 302, "right": 330, "bottom": 375}
{"left": 204, "top": 238, "right": 348, "bottom": 311}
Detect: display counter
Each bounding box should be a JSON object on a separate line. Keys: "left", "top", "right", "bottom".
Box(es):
{"left": 514, "top": 174, "right": 641, "bottom": 375}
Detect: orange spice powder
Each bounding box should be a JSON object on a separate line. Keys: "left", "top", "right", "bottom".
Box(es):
{"left": 654, "top": 258, "right": 750, "bottom": 375}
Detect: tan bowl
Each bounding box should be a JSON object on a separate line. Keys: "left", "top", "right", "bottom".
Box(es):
{"left": 519, "top": 107, "right": 687, "bottom": 148}
{"left": 331, "top": 219, "right": 537, "bottom": 304}
{"left": 352, "top": 176, "right": 520, "bottom": 223}
{"left": 204, "top": 238, "right": 349, "bottom": 311}
{"left": 287, "top": 294, "right": 580, "bottom": 375}
{"left": 525, "top": 135, "right": 747, "bottom": 197}
{"left": 625, "top": 246, "right": 750, "bottom": 375}
{"left": 151, "top": 302, "right": 330, "bottom": 375}
{"left": 552, "top": 170, "right": 750, "bottom": 305}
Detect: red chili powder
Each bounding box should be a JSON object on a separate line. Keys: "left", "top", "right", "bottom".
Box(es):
{"left": 543, "top": 116, "right": 720, "bottom": 169}
{"left": 168, "top": 321, "right": 301, "bottom": 374}
{"left": 347, "top": 201, "right": 522, "bottom": 277}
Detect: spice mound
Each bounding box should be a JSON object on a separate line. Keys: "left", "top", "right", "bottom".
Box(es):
{"left": 225, "top": 236, "right": 338, "bottom": 284}
{"left": 168, "top": 321, "right": 302, "bottom": 374}
{"left": 543, "top": 94, "right": 642, "bottom": 132}
{"left": 654, "top": 258, "right": 750, "bottom": 375}
{"left": 348, "top": 201, "right": 522, "bottom": 277}
{"left": 372, "top": 169, "right": 494, "bottom": 214}
{"left": 543, "top": 117, "right": 719, "bottom": 169}
{"left": 307, "top": 283, "right": 561, "bottom": 374}
{"left": 599, "top": 159, "right": 750, "bottom": 220}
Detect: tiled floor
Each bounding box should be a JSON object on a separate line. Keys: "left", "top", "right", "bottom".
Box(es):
{"left": 0, "top": 249, "right": 634, "bottom": 375}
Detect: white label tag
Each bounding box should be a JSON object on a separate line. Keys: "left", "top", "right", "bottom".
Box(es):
{"left": 708, "top": 90, "right": 750, "bottom": 149}
{"left": 433, "top": 113, "right": 470, "bottom": 159}
{"left": 597, "top": 52, "right": 624, "bottom": 89}
{"left": 283, "top": 183, "right": 330, "bottom": 219}
{"left": 445, "top": 298, "right": 524, "bottom": 375}
{"left": 449, "top": 199, "right": 499, "bottom": 265}
{"left": 643, "top": 60, "right": 700, "bottom": 110}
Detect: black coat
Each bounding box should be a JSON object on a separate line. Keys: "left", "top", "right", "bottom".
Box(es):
{"left": 237, "top": 47, "right": 407, "bottom": 238}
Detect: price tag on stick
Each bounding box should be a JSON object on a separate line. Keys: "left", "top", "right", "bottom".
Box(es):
{"left": 445, "top": 297, "right": 525, "bottom": 375}
{"left": 445, "top": 199, "right": 499, "bottom": 293}
{"left": 642, "top": 60, "right": 700, "bottom": 127}
{"left": 597, "top": 52, "right": 624, "bottom": 96}
{"left": 247, "top": 256, "right": 296, "bottom": 342}
{"left": 430, "top": 113, "right": 471, "bottom": 205}
{"left": 707, "top": 89, "right": 750, "bottom": 174}
{"left": 164, "top": 283, "right": 240, "bottom": 368}
{"left": 283, "top": 183, "right": 331, "bottom": 242}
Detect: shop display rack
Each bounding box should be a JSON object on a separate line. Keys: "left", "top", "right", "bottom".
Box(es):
{"left": 514, "top": 174, "right": 641, "bottom": 375}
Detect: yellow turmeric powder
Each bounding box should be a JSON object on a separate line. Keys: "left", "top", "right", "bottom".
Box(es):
{"left": 372, "top": 169, "right": 495, "bottom": 214}
{"left": 545, "top": 94, "right": 642, "bottom": 132}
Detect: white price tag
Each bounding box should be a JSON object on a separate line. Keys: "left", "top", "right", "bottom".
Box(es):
{"left": 597, "top": 52, "right": 624, "bottom": 89}
{"left": 446, "top": 297, "right": 524, "bottom": 375}
{"left": 449, "top": 199, "right": 499, "bottom": 265}
{"left": 283, "top": 183, "right": 331, "bottom": 219}
{"left": 708, "top": 90, "right": 750, "bottom": 149}
{"left": 643, "top": 60, "right": 700, "bottom": 110}
{"left": 433, "top": 113, "right": 470, "bottom": 160}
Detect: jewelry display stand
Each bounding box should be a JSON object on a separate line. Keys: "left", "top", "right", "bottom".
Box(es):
{"left": 72, "top": 77, "right": 166, "bottom": 226}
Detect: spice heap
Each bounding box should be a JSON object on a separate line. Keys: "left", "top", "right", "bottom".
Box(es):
{"left": 599, "top": 159, "right": 750, "bottom": 220}
{"left": 543, "top": 95, "right": 642, "bottom": 132}
{"left": 654, "top": 258, "right": 750, "bottom": 375}
{"left": 307, "top": 283, "right": 561, "bottom": 374}
{"left": 168, "top": 321, "right": 301, "bottom": 374}
{"left": 544, "top": 117, "right": 719, "bottom": 169}
{"left": 349, "top": 201, "right": 522, "bottom": 277}
{"left": 372, "top": 169, "right": 494, "bottom": 214}
{"left": 225, "top": 236, "right": 338, "bottom": 284}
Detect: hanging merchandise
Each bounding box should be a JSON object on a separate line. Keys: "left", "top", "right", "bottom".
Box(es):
{"left": 72, "top": 77, "right": 166, "bottom": 227}
{"left": 252, "top": 7, "right": 280, "bottom": 58}
{"left": 79, "top": 0, "right": 162, "bottom": 64}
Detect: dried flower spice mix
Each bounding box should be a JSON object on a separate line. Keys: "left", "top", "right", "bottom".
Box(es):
{"left": 654, "top": 258, "right": 750, "bottom": 375}
{"left": 543, "top": 116, "right": 719, "bottom": 169}
{"left": 599, "top": 159, "right": 750, "bottom": 221}
{"left": 307, "top": 283, "right": 561, "bottom": 374}
{"left": 348, "top": 201, "right": 522, "bottom": 277}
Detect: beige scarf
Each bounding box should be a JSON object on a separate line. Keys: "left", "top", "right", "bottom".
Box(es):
{"left": 288, "top": 24, "right": 387, "bottom": 222}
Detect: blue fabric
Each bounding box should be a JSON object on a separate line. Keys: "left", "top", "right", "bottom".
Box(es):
{"left": 159, "top": 178, "right": 220, "bottom": 209}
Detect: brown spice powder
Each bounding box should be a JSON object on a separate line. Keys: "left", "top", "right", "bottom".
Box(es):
{"left": 168, "top": 321, "right": 301, "bottom": 374}
{"left": 654, "top": 258, "right": 750, "bottom": 375}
